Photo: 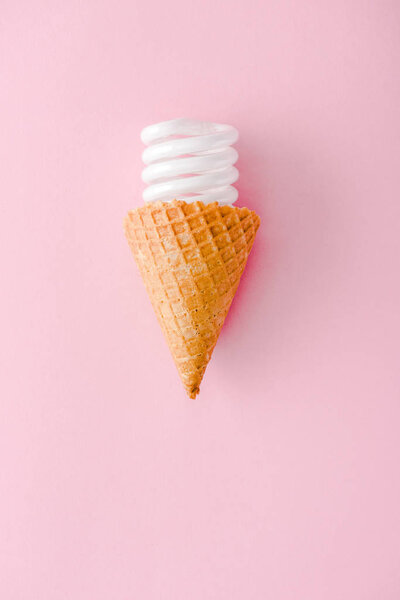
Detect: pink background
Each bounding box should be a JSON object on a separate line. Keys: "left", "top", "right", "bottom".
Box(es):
{"left": 1, "top": 1, "right": 400, "bottom": 598}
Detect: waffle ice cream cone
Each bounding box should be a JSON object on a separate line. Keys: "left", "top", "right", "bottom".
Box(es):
{"left": 124, "top": 200, "right": 260, "bottom": 398}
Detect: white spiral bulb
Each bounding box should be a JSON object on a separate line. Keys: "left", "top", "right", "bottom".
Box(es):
{"left": 141, "top": 118, "right": 239, "bottom": 205}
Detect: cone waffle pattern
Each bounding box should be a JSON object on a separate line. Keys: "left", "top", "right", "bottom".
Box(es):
{"left": 124, "top": 200, "right": 260, "bottom": 398}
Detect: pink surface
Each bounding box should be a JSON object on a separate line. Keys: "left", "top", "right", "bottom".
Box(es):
{"left": 1, "top": 1, "right": 400, "bottom": 598}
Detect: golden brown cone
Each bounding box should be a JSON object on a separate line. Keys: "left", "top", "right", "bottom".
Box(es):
{"left": 124, "top": 200, "right": 260, "bottom": 398}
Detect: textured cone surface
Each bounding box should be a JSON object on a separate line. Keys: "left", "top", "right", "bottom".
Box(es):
{"left": 124, "top": 200, "right": 260, "bottom": 398}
